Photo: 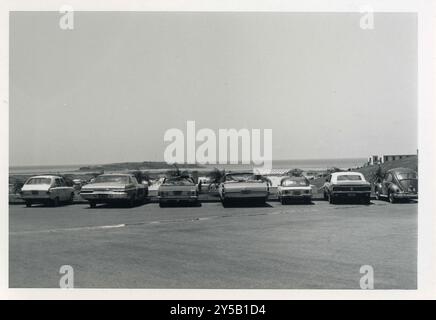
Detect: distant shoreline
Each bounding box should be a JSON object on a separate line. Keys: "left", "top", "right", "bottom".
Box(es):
{"left": 9, "top": 157, "right": 367, "bottom": 174}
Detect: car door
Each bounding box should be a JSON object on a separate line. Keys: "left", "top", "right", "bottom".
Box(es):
{"left": 59, "top": 178, "right": 72, "bottom": 201}
{"left": 131, "top": 176, "right": 143, "bottom": 198}
{"left": 51, "top": 178, "right": 62, "bottom": 199}
{"left": 382, "top": 173, "right": 393, "bottom": 196}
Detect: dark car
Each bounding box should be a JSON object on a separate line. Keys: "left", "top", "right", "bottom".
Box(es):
{"left": 158, "top": 176, "right": 199, "bottom": 207}
{"left": 322, "top": 172, "right": 371, "bottom": 204}
{"left": 374, "top": 168, "right": 418, "bottom": 203}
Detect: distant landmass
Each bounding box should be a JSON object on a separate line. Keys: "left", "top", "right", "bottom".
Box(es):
{"left": 78, "top": 161, "right": 203, "bottom": 172}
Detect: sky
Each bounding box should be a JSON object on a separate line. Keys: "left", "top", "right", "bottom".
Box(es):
{"left": 10, "top": 12, "right": 417, "bottom": 166}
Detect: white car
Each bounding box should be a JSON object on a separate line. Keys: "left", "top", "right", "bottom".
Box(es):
{"left": 20, "top": 175, "right": 75, "bottom": 207}
{"left": 219, "top": 172, "right": 269, "bottom": 206}
{"left": 277, "top": 176, "right": 312, "bottom": 204}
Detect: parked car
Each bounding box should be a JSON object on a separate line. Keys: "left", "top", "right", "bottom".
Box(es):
{"left": 374, "top": 168, "right": 418, "bottom": 203}
{"left": 277, "top": 176, "right": 312, "bottom": 204}
{"left": 20, "top": 175, "right": 75, "bottom": 207}
{"left": 219, "top": 172, "right": 269, "bottom": 206}
{"left": 158, "top": 176, "right": 198, "bottom": 207}
{"left": 80, "top": 173, "right": 147, "bottom": 208}
{"left": 323, "top": 172, "right": 371, "bottom": 204}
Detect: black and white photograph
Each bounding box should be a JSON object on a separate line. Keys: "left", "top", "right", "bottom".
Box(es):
{"left": 1, "top": 0, "right": 436, "bottom": 300}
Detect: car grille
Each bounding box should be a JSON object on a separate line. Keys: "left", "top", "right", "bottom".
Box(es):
{"left": 333, "top": 186, "right": 370, "bottom": 192}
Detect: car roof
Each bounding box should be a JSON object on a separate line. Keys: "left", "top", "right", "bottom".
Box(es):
{"left": 99, "top": 173, "right": 132, "bottom": 176}
{"left": 226, "top": 171, "right": 253, "bottom": 175}
{"left": 331, "top": 171, "right": 363, "bottom": 177}
{"left": 281, "top": 176, "right": 307, "bottom": 181}
{"left": 28, "top": 175, "right": 59, "bottom": 179}
{"left": 387, "top": 167, "right": 416, "bottom": 174}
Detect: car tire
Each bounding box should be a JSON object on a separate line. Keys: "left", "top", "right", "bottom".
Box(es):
{"left": 52, "top": 197, "right": 60, "bottom": 207}
{"left": 128, "top": 196, "right": 135, "bottom": 208}
{"left": 389, "top": 192, "right": 396, "bottom": 204}
{"left": 328, "top": 193, "right": 336, "bottom": 204}
{"left": 89, "top": 201, "right": 96, "bottom": 208}
{"left": 68, "top": 193, "right": 74, "bottom": 204}
{"left": 361, "top": 196, "right": 370, "bottom": 205}
{"left": 323, "top": 191, "right": 328, "bottom": 201}
{"left": 25, "top": 201, "right": 32, "bottom": 208}
{"left": 260, "top": 198, "right": 267, "bottom": 206}
{"left": 375, "top": 189, "right": 380, "bottom": 200}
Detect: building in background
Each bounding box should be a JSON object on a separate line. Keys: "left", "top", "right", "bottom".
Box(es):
{"left": 382, "top": 154, "right": 416, "bottom": 162}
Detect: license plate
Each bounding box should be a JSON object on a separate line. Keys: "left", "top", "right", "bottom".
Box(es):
{"left": 293, "top": 191, "right": 301, "bottom": 195}
{"left": 347, "top": 193, "right": 356, "bottom": 197}
{"left": 173, "top": 191, "right": 182, "bottom": 195}
{"left": 241, "top": 190, "right": 251, "bottom": 194}
{"left": 32, "top": 191, "right": 38, "bottom": 195}
{"left": 98, "top": 194, "right": 108, "bottom": 199}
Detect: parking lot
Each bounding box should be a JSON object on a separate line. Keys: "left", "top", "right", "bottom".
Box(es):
{"left": 9, "top": 200, "right": 417, "bottom": 289}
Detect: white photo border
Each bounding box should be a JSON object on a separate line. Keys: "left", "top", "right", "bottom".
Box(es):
{"left": 0, "top": 0, "right": 434, "bottom": 299}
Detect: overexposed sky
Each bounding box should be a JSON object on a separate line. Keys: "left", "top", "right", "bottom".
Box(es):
{"left": 10, "top": 12, "right": 417, "bottom": 166}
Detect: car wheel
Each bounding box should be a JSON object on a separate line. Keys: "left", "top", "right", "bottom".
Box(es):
{"left": 68, "top": 193, "right": 74, "bottom": 204}
{"left": 128, "top": 196, "right": 135, "bottom": 207}
{"left": 389, "top": 192, "right": 396, "bottom": 203}
{"left": 323, "top": 191, "right": 328, "bottom": 201}
{"left": 375, "top": 189, "right": 380, "bottom": 200}
{"left": 328, "top": 193, "right": 336, "bottom": 204}
{"left": 89, "top": 201, "right": 96, "bottom": 208}
{"left": 25, "top": 201, "right": 32, "bottom": 208}
{"left": 52, "top": 197, "right": 60, "bottom": 207}
{"left": 362, "top": 196, "right": 370, "bottom": 205}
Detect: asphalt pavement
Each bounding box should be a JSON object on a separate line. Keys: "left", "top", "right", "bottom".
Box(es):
{"left": 9, "top": 200, "right": 417, "bottom": 289}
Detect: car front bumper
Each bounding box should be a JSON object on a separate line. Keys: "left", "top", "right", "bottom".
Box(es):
{"left": 392, "top": 192, "right": 418, "bottom": 200}
{"left": 158, "top": 196, "right": 198, "bottom": 202}
{"left": 20, "top": 195, "right": 52, "bottom": 202}
{"left": 331, "top": 191, "right": 371, "bottom": 198}
{"left": 281, "top": 194, "right": 312, "bottom": 199}
{"left": 222, "top": 192, "right": 268, "bottom": 200}
{"left": 80, "top": 192, "right": 131, "bottom": 201}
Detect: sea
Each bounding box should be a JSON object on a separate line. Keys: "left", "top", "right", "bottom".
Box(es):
{"left": 9, "top": 158, "right": 367, "bottom": 175}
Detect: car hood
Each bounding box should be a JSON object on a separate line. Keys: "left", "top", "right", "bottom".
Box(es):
{"left": 21, "top": 184, "right": 50, "bottom": 191}
{"left": 223, "top": 182, "right": 268, "bottom": 190}
{"left": 159, "top": 185, "right": 196, "bottom": 191}
{"left": 82, "top": 182, "right": 127, "bottom": 190}
{"left": 398, "top": 179, "right": 418, "bottom": 192}
{"left": 279, "top": 186, "right": 312, "bottom": 190}
{"left": 334, "top": 180, "right": 370, "bottom": 185}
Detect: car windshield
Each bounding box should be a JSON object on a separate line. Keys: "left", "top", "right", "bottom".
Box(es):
{"left": 337, "top": 174, "right": 362, "bottom": 181}
{"left": 281, "top": 177, "right": 309, "bottom": 187}
{"left": 26, "top": 178, "right": 51, "bottom": 185}
{"left": 226, "top": 174, "right": 258, "bottom": 182}
{"left": 93, "top": 175, "right": 129, "bottom": 184}
{"left": 396, "top": 172, "right": 417, "bottom": 180}
{"left": 164, "top": 177, "right": 194, "bottom": 185}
